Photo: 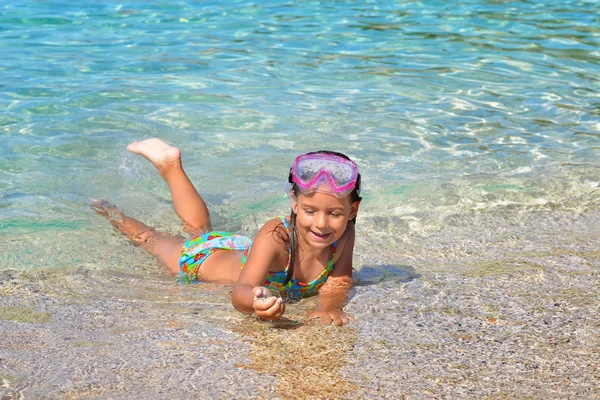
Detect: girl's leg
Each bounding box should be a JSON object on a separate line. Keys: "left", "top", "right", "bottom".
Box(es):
{"left": 92, "top": 200, "right": 184, "bottom": 275}
{"left": 127, "top": 138, "right": 211, "bottom": 235}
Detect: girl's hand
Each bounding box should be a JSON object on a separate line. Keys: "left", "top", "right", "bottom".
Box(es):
{"left": 252, "top": 286, "right": 285, "bottom": 321}
{"left": 307, "top": 310, "right": 355, "bottom": 326}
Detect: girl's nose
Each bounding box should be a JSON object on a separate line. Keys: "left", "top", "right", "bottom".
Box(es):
{"left": 315, "top": 213, "right": 328, "bottom": 229}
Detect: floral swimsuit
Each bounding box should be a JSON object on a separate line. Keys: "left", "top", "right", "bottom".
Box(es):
{"left": 179, "top": 216, "right": 337, "bottom": 300}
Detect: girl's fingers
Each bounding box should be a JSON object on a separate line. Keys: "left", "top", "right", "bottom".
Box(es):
{"left": 253, "top": 286, "right": 286, "bottom": 320}
{"left": 255, "top": 297, "right": 284, "bottom": 319}
{"left": 306, "top": 311, "right": 355, "bottom": 326}
{"left": 253, "top": 286, "right": 269, "bottom": 298}
{"left": 254, "top": 296, "right": 277, "bottom": 310}
{"left": 273, "top": 298, "right": 285, "bottom": 318}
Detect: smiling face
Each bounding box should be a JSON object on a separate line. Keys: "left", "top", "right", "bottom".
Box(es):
{"left": 291, "top": 191, "right": 360, "bottom": 250}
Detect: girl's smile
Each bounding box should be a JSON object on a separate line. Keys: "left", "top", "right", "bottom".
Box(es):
{"left": 309, "top": 230, "right": 332, "bottom": 242}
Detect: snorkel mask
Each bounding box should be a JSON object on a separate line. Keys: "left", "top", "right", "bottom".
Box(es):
{"left": 286, "top": 153, "right": 361, "bottom": 198}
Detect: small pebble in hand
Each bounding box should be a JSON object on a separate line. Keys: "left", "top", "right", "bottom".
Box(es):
{"left": 253, "top": 288, "right": 282, "bottom": 302}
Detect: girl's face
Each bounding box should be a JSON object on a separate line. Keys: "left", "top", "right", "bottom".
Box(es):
{"left": 292, "top": 191, "right": 360, "bottom": 250}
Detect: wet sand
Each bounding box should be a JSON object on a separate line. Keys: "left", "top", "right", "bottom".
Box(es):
{"left": 1, "top": 209, "right": 599, "bottom": 399}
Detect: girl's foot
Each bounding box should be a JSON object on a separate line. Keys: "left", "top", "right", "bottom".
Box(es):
{"left": 91, "top": 199, "right": 161, "bottom": 246}
{"left": 126, "top": 138, "right": 182, "bottom": 175}
{"left": 91, "top": 199, "right": 124, "bottom": 223}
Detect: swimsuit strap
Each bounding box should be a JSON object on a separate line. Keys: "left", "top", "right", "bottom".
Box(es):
{"left": 328, "top": 240, "right": 337, "bottom": 268}
{"left": 277, "top": 215, "right": 292, "bottom": 270}
{"left": 310, "top": 239, "right": 337, "bottom": 284}
{"left": 278, "top": 215, "right": 290, "bottom": 230}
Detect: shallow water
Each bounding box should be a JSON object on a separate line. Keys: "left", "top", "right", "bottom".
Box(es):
{"left": 1, "top": 0, "right": 599, "bottom": 398}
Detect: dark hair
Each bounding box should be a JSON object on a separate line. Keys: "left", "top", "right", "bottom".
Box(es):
{"left": 283, "top": 150, "right": 362, "bottom": 285}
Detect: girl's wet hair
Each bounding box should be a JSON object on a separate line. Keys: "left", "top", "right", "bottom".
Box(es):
{"left": 282, "top": 150, "right": 361, "bottom": 286}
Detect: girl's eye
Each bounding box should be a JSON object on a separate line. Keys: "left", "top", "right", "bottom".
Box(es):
{"left": 304, "top": 209, "right": 315, "bottom": 215}
{"left": 330, "top": 213, "right": 341, "bottom": 218}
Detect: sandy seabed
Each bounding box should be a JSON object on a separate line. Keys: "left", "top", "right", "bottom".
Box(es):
{"left": 1, "top": 209, "right": 599, "bottom": 399}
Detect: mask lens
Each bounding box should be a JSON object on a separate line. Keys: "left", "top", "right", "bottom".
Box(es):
{"left": 295, "top": 156, "right": 355, "bottom": 187}
{"left": 329, "top": 162, "right": 354, "bottom": 185}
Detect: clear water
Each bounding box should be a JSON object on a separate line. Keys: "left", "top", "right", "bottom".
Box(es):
{"left": 1, "top": 1, "right": 599, "bottom": 397}
{"left": 2, "top": 0, "right": 598, "bottom": 271}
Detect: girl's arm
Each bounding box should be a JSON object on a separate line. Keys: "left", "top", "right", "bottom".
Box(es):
{"left": 231, "top": 219, "right": 287, "bottom": 319}
{"left": 308, "top": 224, "right": 356, "bottom": 326}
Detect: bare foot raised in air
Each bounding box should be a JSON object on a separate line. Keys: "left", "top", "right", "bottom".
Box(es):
{"left": 127, "top": 138, "right": 182, "bottom": 175}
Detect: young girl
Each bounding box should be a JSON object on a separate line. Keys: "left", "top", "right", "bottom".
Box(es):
{"left": 94, "top": 138, "right": 361, "bottom": 326}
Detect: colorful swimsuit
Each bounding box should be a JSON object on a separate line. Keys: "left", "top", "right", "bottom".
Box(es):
{"left": 241, "top": 216, "right": 337, "bottom": 300}
{"left": 179, "top": 216, "right": 337, "bottom": 300}
{"left": 179, "top": 231, "right": 252, "bottom": 283}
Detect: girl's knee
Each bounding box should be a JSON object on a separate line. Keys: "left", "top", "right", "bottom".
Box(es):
{"left": 131, "top": 228, "right": 159, "bottom": 246}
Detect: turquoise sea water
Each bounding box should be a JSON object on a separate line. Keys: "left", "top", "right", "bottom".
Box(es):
{"left": 2, "top": 2, "right": 600, "bottom": 398}
{"left": 1, "top": 1, "right": 599, "bottom": 270}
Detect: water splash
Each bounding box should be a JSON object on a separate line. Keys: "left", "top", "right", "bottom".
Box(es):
{"left": 116, "top": 149, "right": 153, "bottom": 184}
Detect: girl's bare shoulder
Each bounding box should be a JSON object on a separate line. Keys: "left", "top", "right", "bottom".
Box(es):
{"left": 246, "top": 217, "right": 290, "bottom": 273}
{"left": 253, "top": 216, "right": 290, "bottom": 248}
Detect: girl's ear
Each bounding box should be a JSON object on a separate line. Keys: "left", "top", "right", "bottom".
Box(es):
{"left": 289, "top": 193, "right": 298, "bottom": 213}
{"left": 348, "top": 200, "right": 361, "bottom": 220}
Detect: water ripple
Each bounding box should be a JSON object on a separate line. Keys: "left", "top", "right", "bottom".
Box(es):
{"left": 0, "top": 0, "right": 598, "bottom": 270}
